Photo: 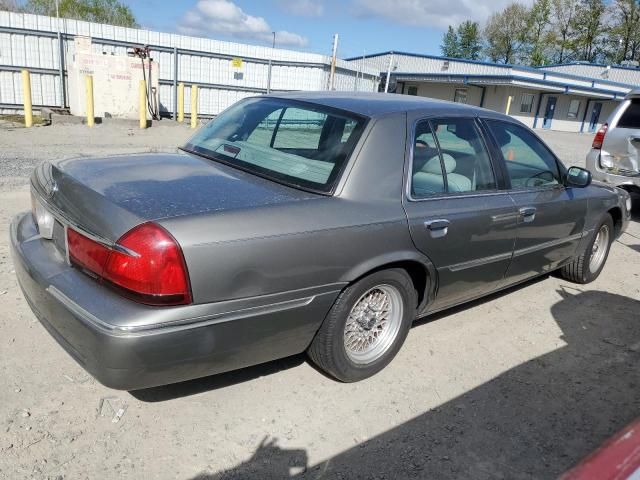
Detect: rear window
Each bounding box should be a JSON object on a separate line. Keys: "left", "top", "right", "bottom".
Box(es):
{"left": 182, "top": 98, "right": 366, "bottom": 194}
{"left": 617, "top": 99, "right": 640, "bottom": 129}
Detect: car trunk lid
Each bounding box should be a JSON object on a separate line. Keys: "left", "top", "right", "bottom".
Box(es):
{"left": 31, "top": 152, "right": 318, "bottom": 242}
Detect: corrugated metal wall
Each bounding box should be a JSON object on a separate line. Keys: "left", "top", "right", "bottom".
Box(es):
{"left": 541, "top": 64, "right": 640, "bottom": 87}
{"left": 0, "top": 12, "right": 379, "bottom": 115}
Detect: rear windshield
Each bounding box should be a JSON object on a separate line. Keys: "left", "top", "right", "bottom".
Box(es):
{"left": 182, "top": 97, "right": 366, "bottom": 194}
{"left": 617, "top": 99, "right": 640, "bottom": 129}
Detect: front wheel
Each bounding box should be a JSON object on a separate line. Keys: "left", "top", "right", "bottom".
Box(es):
{"left": 307, "top": 269, "right": 417, "bottom": 382}
{"left": 560, "top": 214, "right": 614, "bottom": 284}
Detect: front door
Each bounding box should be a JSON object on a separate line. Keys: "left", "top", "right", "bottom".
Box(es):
{"left": 484, "top": 119, "right": 588, "bottom": 284}
{"left": 403, "top": 115, "right": 518, "bottom": 311}
{"left": 543, "top": 97, "right": 557, "bottom": 129}
{"left": 589, "top": 102, "right": 603, "bottom": 133}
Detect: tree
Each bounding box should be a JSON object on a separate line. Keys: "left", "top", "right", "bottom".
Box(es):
{"left": 527, "top": 0, "right": 553, "bottom": 66}
{"left": 441, "top": 25, "right": 459, "bottom": 57}
{"left": 484, "top": 3, "right": 529, "bottom": 64}
{"left": 551, "top": 0, "right": 580, "bottom": 62}
{"left": 0, "top": 0, "right": 21, "bottom": 11}
{"left": 24, "top": 0, "right": 138, "bottom": 27}
{"left": 608, "top": 0, "right": 640, "bottom": 63}
{"left": 457, "top": 21, "right": 482, "bottom": 60}
{"left": 571, "top": 0, "right": 606, "bottom": 62}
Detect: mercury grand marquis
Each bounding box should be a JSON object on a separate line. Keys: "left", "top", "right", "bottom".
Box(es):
{"left": 11, "top": 92, "right": 631, "bottom": 390}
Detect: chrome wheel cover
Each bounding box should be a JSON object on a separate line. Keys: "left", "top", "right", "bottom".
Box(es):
{"left": 589, "top": 224, "right": 610, "bottom": 274}
{"left": 343, "top": 284, "right": 403, "bottom": 364}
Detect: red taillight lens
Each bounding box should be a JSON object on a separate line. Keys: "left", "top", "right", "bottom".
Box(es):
{"left": 592, "top": 123, "right": 608, "bottom": 149}
{"left": 68, "top": 229, "right": 111, "bottom": 276}
{"left": 67, "top": 223, "right": 191, "bottom": 306}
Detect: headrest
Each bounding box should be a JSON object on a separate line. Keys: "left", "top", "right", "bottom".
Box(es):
{"left": 423, "top": 154, "right": 456, "bottom": 174}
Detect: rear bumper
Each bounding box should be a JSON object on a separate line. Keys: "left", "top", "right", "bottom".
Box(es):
{"left": 587, "top": 149, "right": 640, "bottom": 190}
{"left": 10, "top": 212, "right": 340, "bottom": 390}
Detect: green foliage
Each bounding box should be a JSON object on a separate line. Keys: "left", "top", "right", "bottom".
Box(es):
{"left": 441, "top": 25, "right": 459, "bottom": 58}
{"left": 457, "top": 21, "right": 482, "bottom": 60}
{"left": 24, "top": 0, "right": 138, "bottom": 27}
{"left": 483, "top": 3, "right": 529, "bottom": 64}
{"left": 439, "top": 0, "right": 640, "bottom": 66}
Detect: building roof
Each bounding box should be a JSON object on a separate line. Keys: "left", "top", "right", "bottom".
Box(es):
{"left": 344, "top": 51, "right": 636, "bottom": 100}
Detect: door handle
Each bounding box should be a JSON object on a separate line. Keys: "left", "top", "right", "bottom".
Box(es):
{"left": 519, "top": 207, "right": 536, "bottom": 223}
{"left": 424, "top": 219, "right": 450, "bottom": 238}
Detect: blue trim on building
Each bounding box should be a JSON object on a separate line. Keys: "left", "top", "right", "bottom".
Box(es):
{"left": 346, "top": 51, "right": 638, "bottom": 89}
{"left": 538, "top": 61, "right": 640, "bottom": 73}
{"left": 392, "top": 72, "right": 625, "bottom": 98}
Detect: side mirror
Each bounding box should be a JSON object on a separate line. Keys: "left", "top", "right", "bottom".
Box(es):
{"left": 565, "top": 166, "right": 592, "bottom": 188}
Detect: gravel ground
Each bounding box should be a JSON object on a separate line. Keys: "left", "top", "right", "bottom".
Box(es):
{"left": 0, "top": 123, "right": 638, "bottom": 479}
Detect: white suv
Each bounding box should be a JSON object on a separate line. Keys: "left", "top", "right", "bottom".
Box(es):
{"left": 586, "top": 88, "right": 640, "bottom": 205}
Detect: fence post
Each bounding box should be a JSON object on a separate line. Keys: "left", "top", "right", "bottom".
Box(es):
{"left": 139, "top": 80, "right": 147, "bottom": 129}
{"left": 56, "top": 28, "right": 66, "bottom": 108}
{"left": 85, "top": 75, "right": 94, "bottom": 127}
{"left": 173, "top": 46, "right": 178, "bottom": 121}
{"left": 190, "top": 85, "right": 198, "bottom": 129}
{"left": 21, "top": 70, "right": 33, "bottom": 128}
{"left": 266, "top": 59, "right": 272, "bottom": 94}
{"left": 178, "top": 83, "right": 185, "bottom": 123}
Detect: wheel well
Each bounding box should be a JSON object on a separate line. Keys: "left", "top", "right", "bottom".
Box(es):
{"left": 364, "top": 261, "right": 429, "bottom": 309}
{"left": 608, "top": 207, "right": 623, "bottom": 236}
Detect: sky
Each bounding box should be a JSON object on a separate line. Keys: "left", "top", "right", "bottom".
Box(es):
{"left": 129, "top": 0, "right": 533, "bottom": 59}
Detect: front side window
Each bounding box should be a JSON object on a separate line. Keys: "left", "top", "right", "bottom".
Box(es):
{"left": 487, "top": 120, "right": 561, "bottom": 189}
{"left": 183, "top": 98, "right": 366, "bottom": 193}
{"left": 411, "top": 118, "right": 496, "bottom": 198}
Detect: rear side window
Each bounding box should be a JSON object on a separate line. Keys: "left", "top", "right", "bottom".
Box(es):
{"left": 487, "top": 120, "right": 560, "bottom": 189}
{"left": 411, "top": 118, "right": 496, "bottom": 198}
{"left": 617, "top": 99, "right": 640, "bottom": 129}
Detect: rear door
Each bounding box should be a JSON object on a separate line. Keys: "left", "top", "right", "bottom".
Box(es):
{"left": 484, "top": 119, "right": 588, "bottom": 284}
{"left": 402, "top": 114, "right": 518, "bottom": 311}
{"left": 602, "top": 98, "right": 640, "bottom": 174}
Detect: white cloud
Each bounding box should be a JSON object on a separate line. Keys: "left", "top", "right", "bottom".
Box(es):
{"left": 278, "top": 0, "right": 324, "bottom": 17}
{"left": 352, "top": 0, "right": 534, "bottom": 29}
{"left": 178, "top": 0, "right": 308, "bottom": 47}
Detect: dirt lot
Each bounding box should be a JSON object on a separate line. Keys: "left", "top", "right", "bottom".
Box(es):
{"left": 0, "top": 121, "right": 639, "bottom": 479}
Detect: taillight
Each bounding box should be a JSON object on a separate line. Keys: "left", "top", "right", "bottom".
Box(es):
{"left": 67, "top": 223, "right": 191, "bottom": 306}
{"left": 592, "top": 123, "right": 608, "bottom": 149}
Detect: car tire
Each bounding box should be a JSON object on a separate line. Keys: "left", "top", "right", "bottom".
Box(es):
{"left": 307, "top": 268, "right": 417, "bottom": 382}
{"left": 560, "top": 214, "right": 614, "bottom": 284}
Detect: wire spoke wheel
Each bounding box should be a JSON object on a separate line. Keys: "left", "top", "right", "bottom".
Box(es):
{"left": 343, "top": 284, "right": 403, "bottom": 365}
{"left": 589, "top": 224, "right": 610, "bottom": 274}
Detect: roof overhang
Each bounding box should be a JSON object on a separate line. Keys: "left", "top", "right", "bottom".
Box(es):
{"left": 393, "top": 73, "right": 628, "bottom": 100}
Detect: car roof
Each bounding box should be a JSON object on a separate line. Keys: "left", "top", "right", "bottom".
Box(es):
{"left": 264, "top": 91, "right": 507, "bottom": 119}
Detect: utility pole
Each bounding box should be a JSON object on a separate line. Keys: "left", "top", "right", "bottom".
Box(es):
{"left": 384, "top": 52, "right": 394, "bottom": 93}
{"left": 272, "top": 32, "right": 276, "bottom": 49}
{"left": 55, "top": 0, "right": 66, "bottom": 108}
{"left": 328, "top": 34, "right": 338, "bottom": 91}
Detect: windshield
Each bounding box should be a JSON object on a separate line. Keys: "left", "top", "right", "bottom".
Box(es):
{"left": 182, "top": 97, "right": 367, "bottom": 194}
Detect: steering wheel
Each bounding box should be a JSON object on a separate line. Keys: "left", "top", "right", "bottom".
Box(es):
{"left": 525, "top": 170, "right": 556, "bottom": 187}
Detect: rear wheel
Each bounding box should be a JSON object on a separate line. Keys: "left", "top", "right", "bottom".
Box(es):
{"left": 560, "top": 214, "right": 613, "bottom": 284}
{"left": 307, "top": 269, "right": 417, "bottom": 382}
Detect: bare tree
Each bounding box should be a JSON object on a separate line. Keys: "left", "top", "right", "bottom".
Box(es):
{"left": 608, "top": 0, "right": 640, "bottom": 63}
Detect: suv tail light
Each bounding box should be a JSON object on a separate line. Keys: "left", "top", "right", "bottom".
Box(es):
{"left": 592, "top": 123, "right": 608, "bottom": 149}
{"left": 67, "top": 223, "right": 191, "bottom": 306}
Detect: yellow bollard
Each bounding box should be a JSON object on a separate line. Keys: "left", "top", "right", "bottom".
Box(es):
{"left": 139, "top": 80, "right": 147, "bottom": 129}
{"left": 505, "top": 95, "right": 513, "bottom": 115}
{"left": 177, "top": 83, "right": 184, "bottom": 123}
{"left": 21, "top": 70, "right": 33, "bottom": 128}
{"left": 85, "top": 75, "right": 94, "bottom": 127}
{"left": 190, "top": 85, "right": 198, "bottom": 129}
